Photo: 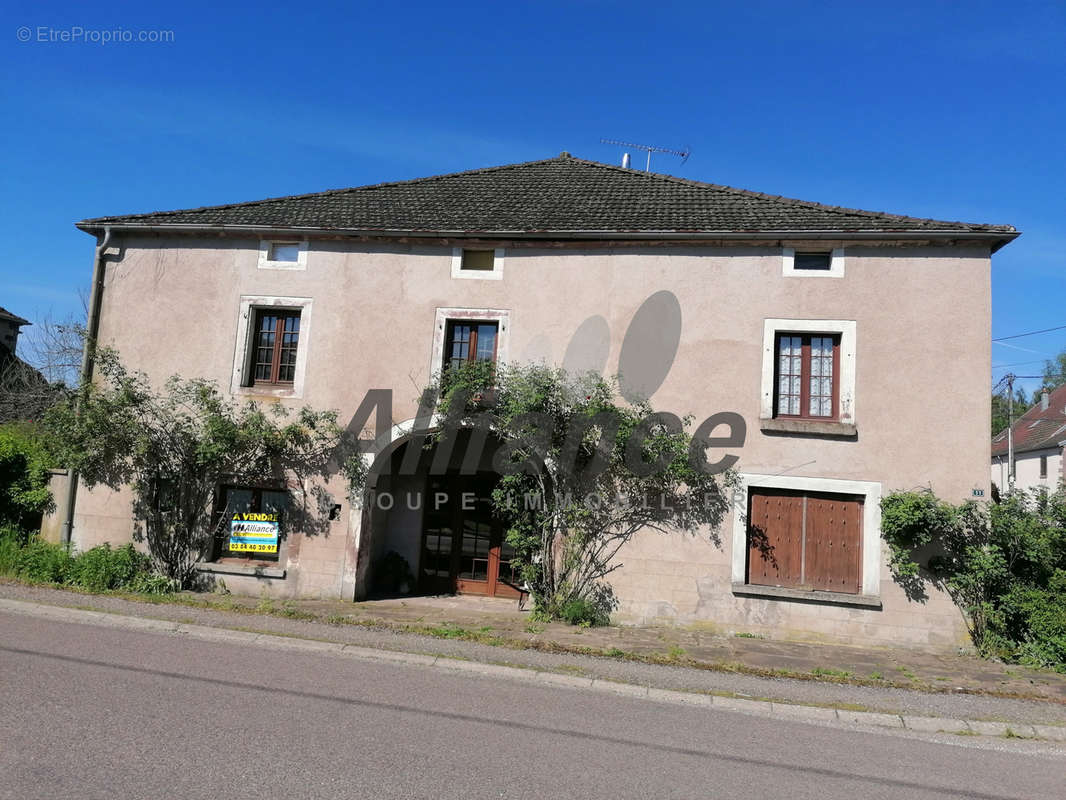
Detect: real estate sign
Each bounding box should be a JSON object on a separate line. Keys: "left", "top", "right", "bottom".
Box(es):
{"left": 228, "top": 512, "right": 280, "bottom": 554}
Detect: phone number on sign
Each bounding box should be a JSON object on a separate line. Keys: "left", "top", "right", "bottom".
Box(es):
{"left": 229, "top": 542, "right": 278, "bottom": 553}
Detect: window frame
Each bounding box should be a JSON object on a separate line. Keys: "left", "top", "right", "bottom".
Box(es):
{"left": 1040, "top": 454, "right": 1048, "bottom": 479}
{"left": 443, "top": 319, "right": 500, "bottom": 370}
{"left": 250, "top": 309, "right": 302, "bottom": 387}
{"left": 231, "top": 296, "right": 313, "bottom": 398}
{"left": 430, "top": 308, "right": 510, "bottom": 377}
{"left": 258, "top": 239, "right": 308, "bottom": 271}
{"left": 782, "top": 247, "right": 845, "bottom": 278}
{"left": 760, "top": 319, "right": 856, "bottom": 428}
{"left": 773, "top": 333, "right": 841, "bottom": 421}
{"left": 731, "top": 473, "right": 882, "bottom": 601}
{"left": 451, "top": 247, "right": 504, "bottom": 280}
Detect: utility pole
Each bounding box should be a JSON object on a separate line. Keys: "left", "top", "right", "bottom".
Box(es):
{"left": 1006, "top": 373, "right": 1015, "bottom": 486}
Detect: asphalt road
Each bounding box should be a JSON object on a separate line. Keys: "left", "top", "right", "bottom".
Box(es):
{"left": 1, "top": 613, "right": 1063, "bottom": 800}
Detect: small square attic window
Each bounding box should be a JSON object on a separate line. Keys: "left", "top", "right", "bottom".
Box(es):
{"left": 461, "top": 249, "right": 496, "bottom": 271}
{"left": 794, "top": 252, "right": 832, "bottom": 270}
{"left": 269, "top": 243, "right": 301, "bottom": 263}
{"left": 451, "top": 247, "right": 503, "bottom": 280}
{"left": 782, "top": 247, "right": 844, "bottom": 278}
{"left": 258, "top": 240, "right": 307, "bottom": 270}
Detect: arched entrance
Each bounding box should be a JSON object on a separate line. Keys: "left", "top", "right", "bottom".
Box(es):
{"left": 364, "top": 429, "right": 521, "bottom": 599}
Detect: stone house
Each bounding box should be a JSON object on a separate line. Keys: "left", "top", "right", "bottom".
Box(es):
{"left": 58, "top": 154, "right": 1017, "bottom": 648}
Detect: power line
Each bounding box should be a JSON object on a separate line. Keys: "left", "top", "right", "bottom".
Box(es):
{"left": 989, "top": 360, "right": 1048, "bottom": 369}
{"left": 992, "top": 323, "right": 1066, "bottom": 342}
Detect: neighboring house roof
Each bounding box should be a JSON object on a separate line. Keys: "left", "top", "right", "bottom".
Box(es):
{"left": 0, "top": 306, "right": 31, "bottom": 326}
{"left": 992, "top": 384, "right": 1066, "bottom": 457}
{"left": 77, "top": 155, "right": 1018, "bottom": 249}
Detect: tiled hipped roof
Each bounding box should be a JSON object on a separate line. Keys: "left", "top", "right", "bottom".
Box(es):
{"left": 78, "top": 156, "right": 1017, "bottom": 242}
{"left": 992, "top": 384, "right": 1066, "bottom": 458}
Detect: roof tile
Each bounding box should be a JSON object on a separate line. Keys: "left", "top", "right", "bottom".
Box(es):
{"left": 992, "top": 383, "right": 1066, "bottom": 457}
{"left": 78, "top": 156, "right": 1017, "bottom": 239}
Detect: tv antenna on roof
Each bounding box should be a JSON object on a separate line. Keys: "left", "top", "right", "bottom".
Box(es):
{"left": 600, "top": 138, "right": 691, "bottom": 172}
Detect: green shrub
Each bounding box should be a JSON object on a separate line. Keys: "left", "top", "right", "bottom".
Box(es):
{"left": 127, "top": 572, "right": 177, "bottom": 595}
{"left": 1002, "top": 573, "right": 1066, "bottom": 671}
{"left": 65, "top": 543, "right": 153, "bottom": 592}
{"left": 882, "top": 487, "right": 1066, "bottom": 671}
{"left": 559, "top": 598, "right": 610, "bottom": 627}
{"left": 0, "top": 422, "right": 53, "bottom": 530}
{"left": 0, "top": 531, "right": 175, "bottom": 594}
{"left": 14, "top": 537, "right": 72, "bottom": 583}
{"left": 0, "top": 523, "right": 24, "bottom": 574}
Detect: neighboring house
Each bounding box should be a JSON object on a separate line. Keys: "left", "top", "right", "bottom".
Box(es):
{"left": 991, "top": 385, "right": 1066, "bottom": 492}
{"left": 60, "top": 154, "right": 1018, "bottom": 649}
{"left": 0, "top": 306, "right": 30, "bottom": 364}
{"left": 0, "top": 306, "right": 50, "bottom": 423}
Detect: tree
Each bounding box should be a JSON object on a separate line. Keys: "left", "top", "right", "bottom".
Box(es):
{"left": 357, "top": 361, "right": 738, "bottom": 621}
{"left": 1044, "top": 350, "right": 1066, "bottom": 392}
{"left": 0, "top": 303, "right": 87, "bottom": 424}
{"left": 20, "top": 305, "right": 88, "bottom": 388}
{"left": 0, "top": 358, "right": 56, "bottom": 425}
{"left": 43, "top": 349, "right": 345, "bottom": 586}
{"left": 991, "top": 386, "right": 1032, "bottom": 437}
{"left": 0, "top": 421, "right": 54, "bottom": 533}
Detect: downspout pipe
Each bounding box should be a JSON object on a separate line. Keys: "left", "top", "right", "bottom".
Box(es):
{"left": 61, "top": 226, "right": 111, "bottom": 547}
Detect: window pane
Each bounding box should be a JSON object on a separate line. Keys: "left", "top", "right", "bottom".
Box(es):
{"left": 445, "top": 322, "right": 471, "bottom": 366}
{"left": 475, "top": 324, "right": 497, "bottom": 360}
{"left": 447, "top": 324, "right": 471, "bottom": 365}
{"left": 261, "top": 491, "right": 288, "bottom": 514}
{"left": 270, "top": 243, "right": 300, "bottom": 262}
{"left": 776, "top": 335, "right": 802, "bottom": 416}
{"left": 461, "top": 249, "right": 495, "bottom": 271}
{"left": 223, "top": 489, "right": 253, "bottom": 515}
{"left": 795, "top": 253, "right": 831, "bottom": 270}
{"left": 459, "top": 518, "right": 492, "bottom": 580}
{"left": 809, "top": 338, "right": 834, "bottom": 417}
{"left": 278, "top": 315, "right": 299, "bottom": 382}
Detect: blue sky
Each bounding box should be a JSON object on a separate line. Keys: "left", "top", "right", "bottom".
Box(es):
{"left": 3, "top": 0, "right": 1064, "bottom": 396}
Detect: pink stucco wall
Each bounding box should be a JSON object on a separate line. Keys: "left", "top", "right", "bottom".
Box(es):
{"left": 71, "top": 234, "right": 992, "bottom": 649}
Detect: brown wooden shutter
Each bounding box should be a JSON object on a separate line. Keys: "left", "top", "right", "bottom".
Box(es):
{"left": 804, "top": 495, "right": 862, "bottom": 593}
{"left": 747, "top": 489, "right": 862, "bottom": 594}
{"left": 748, "top": 489, "right": 804, "bottom": 588}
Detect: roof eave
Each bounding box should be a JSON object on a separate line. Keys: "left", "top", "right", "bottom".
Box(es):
{"left": 74, "top": 222, "right": 1019, "bottom": 249}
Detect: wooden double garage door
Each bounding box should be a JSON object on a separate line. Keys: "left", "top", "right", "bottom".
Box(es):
{"left": 747, "top": 488, "right": 862, "bottom": 594}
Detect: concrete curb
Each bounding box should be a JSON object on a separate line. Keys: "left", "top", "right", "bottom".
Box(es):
{"left": 3, "top": 597, "right": 1064, "bottom": 743}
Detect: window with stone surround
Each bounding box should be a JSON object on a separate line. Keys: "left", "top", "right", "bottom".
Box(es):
{"left": 231, "top": 296, "right": 313, "bottom": 398}
{"left": 760, "top": 319, "right": 856, "bottom": 430}
{"left": 731, "top": 474, "right": 882, "bottom": 604}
